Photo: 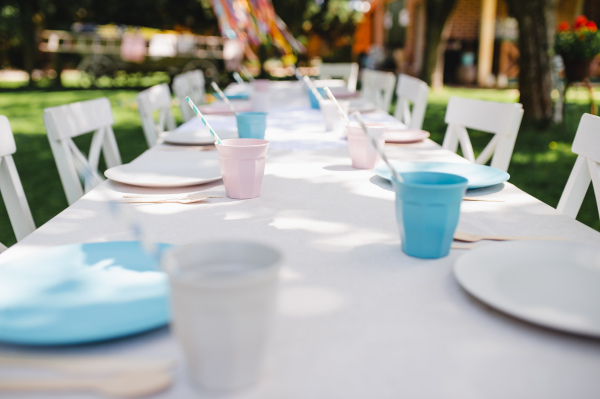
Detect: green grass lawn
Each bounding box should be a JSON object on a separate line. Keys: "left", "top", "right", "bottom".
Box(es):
{"left": 0, "top": 82, "right": 598, "bottom": 247}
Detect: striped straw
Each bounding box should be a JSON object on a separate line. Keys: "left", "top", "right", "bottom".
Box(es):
{"left": 185, "top": 96, "right": 222, "bottom": 145}
{"left": 233, "top": 72, "right": 247, "bottom": 86}
{"left": 323, "top": 87, "right": 350, "bottom": 125}
{"left": 352, "top": 111, "right": 403, "bottom": 183}
{"left": 293, "top": 67, "right": 304, "bottom": 81}
{"left": 302, "top": 75, "right": 325, "bottom": 102}
{"left": 211, "top": 82, "right": 237, "bottom": 115}
{"left": 240, "top": 65, "right": 255, "bottom": 82}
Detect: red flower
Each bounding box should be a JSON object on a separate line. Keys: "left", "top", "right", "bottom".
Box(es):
{"left": 574, "top": 15, "right": 588, "bottom": 29}
{"left": 557, "top": 21, "right": 570, "bottom": 32}
{"left": 586, "top": 21, "right": 597, "bottom": 32}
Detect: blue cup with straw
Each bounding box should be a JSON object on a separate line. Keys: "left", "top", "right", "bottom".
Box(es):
{"left": 350, "top": 110, "right": 467, "bottom": 259}
{"left": 236, "top": 112, "right": 267, "bottom": 139}
{"left": 392, "top": 172, "right": 468, "bottom": 258}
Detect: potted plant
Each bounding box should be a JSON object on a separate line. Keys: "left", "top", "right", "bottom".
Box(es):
{"left": 555, "top": 15, "right": 600, "bottom": 83}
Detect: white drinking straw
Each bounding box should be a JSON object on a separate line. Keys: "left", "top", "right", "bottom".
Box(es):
{"left": 211, "top": 82, "right": 237, "bottom": 115}
{"left": 352, "top": 111, "right": 403, "bottom": 183}
{"left": 302, "top": 75, "right": 325, "bottom": 102}
{"left": 323, "top": 86, "right": 350, "bottom": 125}
{"left": 185, "top": 96, "right": 223, "bottom": 145}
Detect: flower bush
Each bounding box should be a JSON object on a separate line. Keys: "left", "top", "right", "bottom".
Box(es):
{"left": 555, "top": 15, "right": 600, "bottom": 62}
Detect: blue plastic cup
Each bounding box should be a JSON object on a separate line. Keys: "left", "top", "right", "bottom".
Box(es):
{"left": 236, "top": 112, "right": 267, "bottom": 139}
{"left": 306, "top": 87, "right": 327, "bottom": 109}
{"left": 392, "top": 172, "right": 468, "bottom": 259}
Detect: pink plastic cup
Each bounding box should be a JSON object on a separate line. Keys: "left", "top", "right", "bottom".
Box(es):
{"left": 215, "top": 139, "right": 269, "bottom": 199}
{"left": 252, "top": 79, "right": 270, "bottom": 92}
{"left": 346, "top": 122, "right": 387, "bottom": 169}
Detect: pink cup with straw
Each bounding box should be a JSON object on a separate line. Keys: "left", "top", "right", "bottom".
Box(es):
{"left": 346, "top": 122, "right": 387, "bottom": 169}
{"left": 216, "top": 139, "right": 269, "bottom": 199}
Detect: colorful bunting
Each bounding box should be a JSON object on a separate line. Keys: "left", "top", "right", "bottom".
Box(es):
{"left": 210, "top": 0, "right": 305, "bottom": 55}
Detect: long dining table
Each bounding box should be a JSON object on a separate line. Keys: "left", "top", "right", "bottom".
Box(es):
{"left": 0, "top": 81, "right": 599, "bottom": 398}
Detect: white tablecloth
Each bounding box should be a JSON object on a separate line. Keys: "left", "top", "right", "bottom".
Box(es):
{"left": 1, "top": 81, "right": 599, "bottom": 399}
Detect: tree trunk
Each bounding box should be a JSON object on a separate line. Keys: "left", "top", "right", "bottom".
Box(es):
{"left": 20, "top": 0, "right": 38, "bottom": 88}
{"left": 505, "top": 0, "right": 558, "bottom": 124}
{"left": 420, "top": 0, "right": 459, "bottom": 86}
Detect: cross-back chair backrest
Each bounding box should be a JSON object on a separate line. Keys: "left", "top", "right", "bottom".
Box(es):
{"left": 360, "top": 69, "right": 397, "bottom": 113}
{"left": 43, "top": 97, "right": 122, "bottom": 205}
{"left": 557, "top": 113, "right": 600, "bottom": 219}
{"left": 136, "top": 83, "right": 176, "bottom": 147}
{"left": 393, "top": 74, "right": 430, "bottom": 130}
{"left": 0, "top": 116, "right": 35, "bottom": 249}
{"left": 173, "top": 70, "right": 206, "bottom": 122}
{"left": 442, "top": 97, "right": 524, "bottom": 172}
{"left": 318, "top": 62, "right": 359, "bottom": 92}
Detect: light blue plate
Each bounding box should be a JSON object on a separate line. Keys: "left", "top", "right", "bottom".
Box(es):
{"left": 0, "top": 241, "right": 172, "bottom": 346}
{"left": 226, "top": 93, "right": 250, "bottom": 100}
{"left": 375, "top": 162, "right": 509, "bottom": 189}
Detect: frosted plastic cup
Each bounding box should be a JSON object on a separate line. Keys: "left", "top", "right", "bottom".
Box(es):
{"left": 307, "top": 87, "right": 326, "bottom": 109}
{"left": 163, "top": 240, "right": 282, "bottom": 391}
{"left": 345, "top": 122, "right": 387, "bottom": 169}
{"left": 252, "top": 79, "right": 270, "bottom": 92}
{"left": 251, "top": 90, "right": 270, "bottom": 112}
{"left": 215, "top": 138, "right": 269, "bottom": 199}
{"left": 236, "top": 112, "right": 267, "bottom": 139}
{"left": 392, "top": 172, "right": 468, "bottom": 259}
{"left": 320, "top": 99, "right": 350, "bottom": 131}
{"left": 251, "top": 80, "right": 270, "bottom": 112}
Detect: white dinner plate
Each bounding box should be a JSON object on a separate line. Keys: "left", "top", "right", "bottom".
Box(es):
{"left": 348, "top": 98, "right": 377, "bottom": 113}
{"left": 385, "top": 129, "right": 430, "bottom": 143}
{"left": 454, "top": 240, "right": 600, "bottom": 337}
{"left": 328, "top": 87, "right": 359, "bottom": 99}
{"left": 105, "top": 152, "right": 221, "bottom": 188}
{"left": 198, "top": 101, "right": 252, "bottom": 115}
{"left": 163, "top": 129, "right": 215, "bottom": 145}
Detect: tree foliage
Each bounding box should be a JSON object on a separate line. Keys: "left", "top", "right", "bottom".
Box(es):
{"left": 0, "top": 0, "right": 219, "bottom": 72}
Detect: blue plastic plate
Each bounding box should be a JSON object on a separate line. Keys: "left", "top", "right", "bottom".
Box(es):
{"left": 375, "top": 161, "right": 510, "bottom": 189}
{"left": 226, "top": 93, "right": 250, "bottom": 100}
{"left": 0, "top": 241, "right": 173, "bottom": 346}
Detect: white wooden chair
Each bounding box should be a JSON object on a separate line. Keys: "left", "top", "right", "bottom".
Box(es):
{"left": 393, "top": 74, "right": 430, "bottom": 130}
{"left": 557, "top": 113, "right": 600, "bottom": 219}
{"left": 442, "top": 97, "right": 524, "bottom": 172}
{"left": 136, "top": 83, "right": 177, "bottom": 147}
{"left": 43, "top": 97, "right": 122, "bottom": 205}
{"left": 360, "top": 69, "right": 397, "bottom": 113}
{"left": 318, "top": 62, "right": 359, "bottom": 92}
{"left": 173, "top": 70, "right": 205, "bottom": 122}
{"left": 0, "top": 116, "right": 35, "bottom": 250}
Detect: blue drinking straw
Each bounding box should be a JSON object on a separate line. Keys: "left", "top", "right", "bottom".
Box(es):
{"left": 185, "top": 96, "right": 223, "bottom": 145}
